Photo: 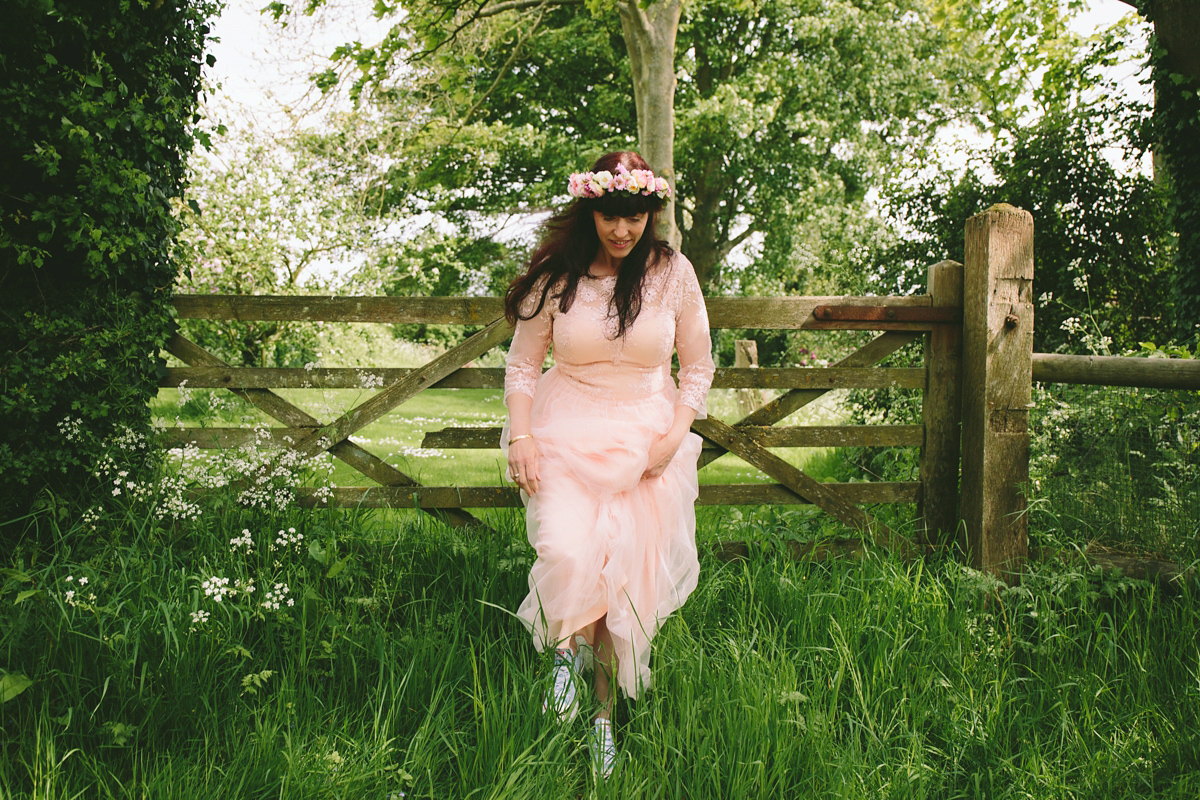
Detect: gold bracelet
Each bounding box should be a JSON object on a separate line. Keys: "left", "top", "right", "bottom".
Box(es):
{"left": 508, "top": 433, "right": 534, "bottom": 445}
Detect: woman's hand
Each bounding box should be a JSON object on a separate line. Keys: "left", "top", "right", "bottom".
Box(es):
{"left": 643, "top": 405, "right": 699, "bottom": 481}
{"left": 643, "top": 431, "right": 684, "bottom": 480}
{"left": 508, "top": 436, "right": 541, "bottom": 495}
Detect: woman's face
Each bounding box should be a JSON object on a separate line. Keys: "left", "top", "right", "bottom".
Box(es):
{"left": 593, "top": 211, "right": 648, "bottom": 266}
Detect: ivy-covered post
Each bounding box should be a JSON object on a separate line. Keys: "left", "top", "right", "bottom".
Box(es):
{"left": 959, "top": 205, "right": 1034, "bottom": 582}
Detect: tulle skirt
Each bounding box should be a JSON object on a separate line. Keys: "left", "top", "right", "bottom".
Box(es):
{"left": 504, "top": 365, "right": 702, "bottom": 698}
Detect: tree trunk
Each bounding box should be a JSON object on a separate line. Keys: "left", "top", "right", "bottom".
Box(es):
{"left": 682, "top": 156, "right": 727, "bottom": 289}
{"left": 618, "top": 0, "right": 682, "bottom": 249}
{"left": 1144, "top": 0, "right": 1200, "bottom": 81}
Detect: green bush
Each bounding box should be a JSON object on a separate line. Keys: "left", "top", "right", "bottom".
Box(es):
{"left": 0, "top": 0, "right": 217, "bottom": 530}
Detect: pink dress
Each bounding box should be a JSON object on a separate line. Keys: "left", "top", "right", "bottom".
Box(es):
{"left": 503, "top": 251, "right": 715, "bottom": 697}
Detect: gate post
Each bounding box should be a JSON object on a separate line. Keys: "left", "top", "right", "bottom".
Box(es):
{"left": 960, "top": 204, "right": 1034, "bottom": 581}
{"left": 919, "top": 260, "right": 964, "bottom": 553}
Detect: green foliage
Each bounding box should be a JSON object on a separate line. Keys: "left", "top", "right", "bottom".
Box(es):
{"left": 0, "top": 0, "right": 218, "bottom": 527}
{"left": 287, "top": 0, "right": 954, "bottom": 297}
{"left": 175, "top": 131, "right": 387, "bottom": 367}
{"left": 1149, "top": 44, "right": 1200, "bottom": 342}
{"left": 931, "top": 0, "right": 1090, "bottom": 133}
{"left": 881, "top": 15, "right": 1174, "bottom": 353}
{"left": 1030, "top": 375, "right": 1200, "bottom": 560}
{"left": 886, "top": 110, "right": 1174, "bottom": 353}
{"left": 675, "top": 0, "right": 954, "bottom": 290}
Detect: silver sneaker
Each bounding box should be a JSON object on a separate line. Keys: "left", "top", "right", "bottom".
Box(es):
{"left": 589, "top": 718, "right": 616, "bottom": 779}
{"left": 542, "top": 648, "right": 580, "bottom": 722}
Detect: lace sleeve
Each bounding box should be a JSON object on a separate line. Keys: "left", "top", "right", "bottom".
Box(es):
{"left": 504, "top": 280, "right": 554, "bottom": 403}
{"left": 673, "top": 256, "right": 715, "bottom": 418}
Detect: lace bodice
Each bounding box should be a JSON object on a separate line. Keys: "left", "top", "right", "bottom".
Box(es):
{"left": 504, "top": 251, "right": 715, "bottom": 417}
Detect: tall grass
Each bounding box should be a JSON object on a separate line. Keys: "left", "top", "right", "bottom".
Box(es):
{"left": 3, "top": 492, "right": 1199, "bottom": 798}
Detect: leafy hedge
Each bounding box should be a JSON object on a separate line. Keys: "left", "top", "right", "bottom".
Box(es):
{"left": 0, "top": 0, "right": 218, "bottom": 530}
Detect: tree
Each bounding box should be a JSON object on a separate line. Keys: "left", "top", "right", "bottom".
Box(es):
{"left": 882, "top": 17, "right": 1174, "bottom": 353}
{"left": 1117, "top": 0, "right": 1200, "bottom": 339}
{"left": 279, "top": 0, "right": 953, "bottom": 294}
{"left": 177, "top": 127, "right": 386, "bottom": 366}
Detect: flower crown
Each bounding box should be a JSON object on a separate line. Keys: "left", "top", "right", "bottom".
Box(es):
{"left": 568, "top": 163, "right": 671, "bottom": 200}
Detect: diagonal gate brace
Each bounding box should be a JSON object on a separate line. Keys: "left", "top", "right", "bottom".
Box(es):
{"left": 166, "top": 334, "right": 487, "bottom": 529}
{"left": 288, "top": 318, "right": 512, "bottom": 460}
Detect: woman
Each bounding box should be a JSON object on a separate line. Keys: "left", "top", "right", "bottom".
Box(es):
{"left": 502, "top": 151, "right": 714, "bottom": 777}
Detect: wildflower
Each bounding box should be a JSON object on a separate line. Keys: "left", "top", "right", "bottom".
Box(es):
{"left": 201, "top": 576, "right": 233, "bottom": 603}
{"left": 230, "top": 529, "right": 255, "bottom": 553}
{"left": 78, "top": 577, "right": 89, "bottom": 586}
{"left": 262, "top": 582, "right": 291, "bottom": 611}
{"left": 190, "top": 610, "right": 210, "bottom": 625}
{"left": 274, "top": 527, "right": 304, "bottom": 553}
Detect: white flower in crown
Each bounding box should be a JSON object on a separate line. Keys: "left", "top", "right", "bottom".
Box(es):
{"left": 568, "top": 162, "right": 671, "bottom": 200}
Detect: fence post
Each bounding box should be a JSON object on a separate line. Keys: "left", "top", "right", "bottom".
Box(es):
{"left": 960, "top": 205, "right": 1034, "bottom": 581}
{"left": 919, "top": 260, "right": 964, "bottom": 553}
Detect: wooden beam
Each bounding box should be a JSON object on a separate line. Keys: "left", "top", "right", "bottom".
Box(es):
{"left": 1032, "top": 353, "right": 1200, "bottom": 390}
{"left": 171, "top": 293, "right": 934, "bottom": 330}
{"left": 812, "top": 305, "right": 961, "bottom": 323}
{"left": 919, "top": 261, "right": 965, "bottom": 550}
{"left": 163, "top": 334, "right": 486, "bottom": 529}
{"left": 698, "top": 331, "right": 922, "bottom": 468}
{"left": 171, "top": 295, "right": 505, "bottom": 325}
{"left": 422, "top": 424, "right": 924, "bottom": 450}
{"left": 288, "top": 481, "right": 921, "bottom": 508}
{"left": 693, "top": 416, "right": 915, "bottom": 555}
{"left": 161, "top": 365, "right": 926, "bottom": 391}
{"left": 162, "top": 366, "right": 507, "bottom": 390}
{"left": 287, "top": 318, "right": 512, "bottom": 460}
{"left": 960, "top": 205, "right": 1034, "bottom": 581}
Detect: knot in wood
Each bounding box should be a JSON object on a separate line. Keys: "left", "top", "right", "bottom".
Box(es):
{"left": 1004, "top": 313, "right": 1019, "bottom": 329}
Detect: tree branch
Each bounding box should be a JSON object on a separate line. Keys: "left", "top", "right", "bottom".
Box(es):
{"left": 478, "top": 0, "right": 582, "bottom": 17}
{"left": 716, "top": 223, "right": 758, "bottom": 262}
{"left": 413, "top": 0, "right": 581, "bottom": 60}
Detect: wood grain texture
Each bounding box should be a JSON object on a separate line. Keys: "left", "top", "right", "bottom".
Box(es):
{"left": 287, "top": 319, "right": 511, "bottom": 459}
{"left": 960, "top": 206, "right": 1034, "bottom": 580}
{"left": 919, "top": 261, "right": 965, "bottom": 550}
{"left": 163, "top": 334, "right": 485, "bottom": 529}
{"left": 1033, "top": 353, "right": 1200, "bottom": 390}
{"left": 172, "top": 294, "right": 933, "bottom": 330}
{"left": 693, "top": 416, "right": 915, "bottom": 555}
{"left": 287, "top": 481, "right": 920, "bottom": 509}
{"left": 697, "top": 331, "right": 922, "bottom": 468}
{"left": 421, "top": 425, "right": 924, "bottom": 449}
{"left": 162, "top": 365, "right": 926, "bottom": 391}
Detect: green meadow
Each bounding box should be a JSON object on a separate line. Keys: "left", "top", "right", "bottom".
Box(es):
{"left": 3, "top": 332, "right": 1197, "bottom": 798}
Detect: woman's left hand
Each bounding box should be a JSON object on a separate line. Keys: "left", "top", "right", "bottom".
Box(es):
{"left": 643, "top": 432, "right": 684, "bottom": 480}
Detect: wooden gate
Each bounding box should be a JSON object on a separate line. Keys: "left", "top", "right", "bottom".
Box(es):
{"left": 162, "top": 267, "right": 963, "bottom": 559}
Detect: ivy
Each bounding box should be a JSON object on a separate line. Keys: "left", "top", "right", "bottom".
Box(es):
{"left": 1150, "top": 51, "right": 1200, "bottom": 343}
{"left": 0, "top": 0, "right": 219, "bottom": 531}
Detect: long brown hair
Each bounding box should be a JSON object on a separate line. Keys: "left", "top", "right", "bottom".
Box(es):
{"left": 504, "top": 151, "right": 674, "bottom": 339}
